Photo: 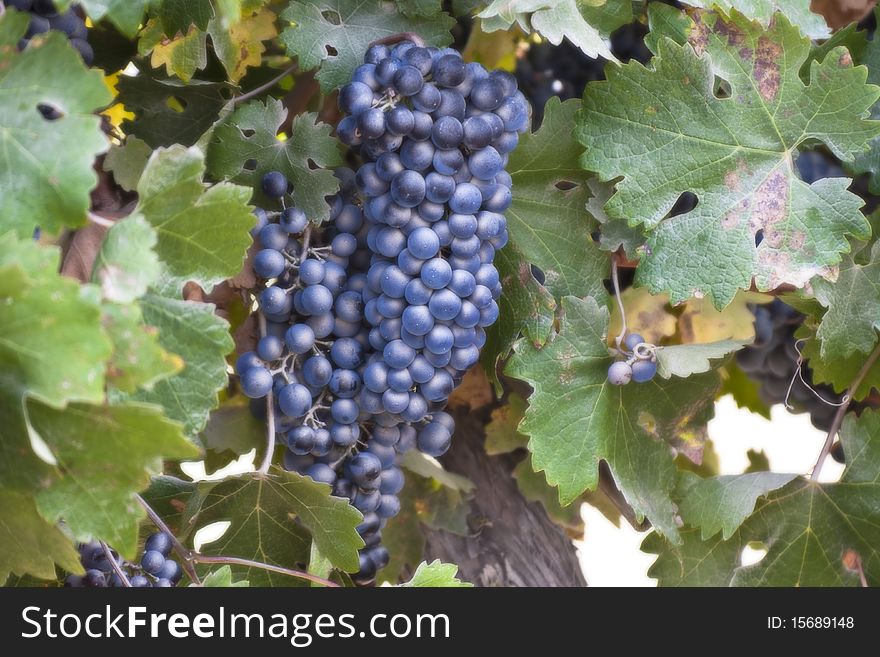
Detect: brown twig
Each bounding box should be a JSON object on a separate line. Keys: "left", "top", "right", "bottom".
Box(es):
{"left": 811, "top": 342, "right": 880, "bottom": 481}
{"left": 136, "top": 493, "right": 202, "bottom": 586}
{"left": 234, "top": 64, "right": 298, "bottom": 104}
{"left": 193, "top": 555, "right": 340, "bottom": 587}
{"left": 100, "top": 541, "right": 132, "bottom": 587}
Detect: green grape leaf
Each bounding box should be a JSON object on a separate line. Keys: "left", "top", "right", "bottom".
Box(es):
{"left": 104, "top": 137, "right": 153, "bottom": 192}
{"left": 506, "top": 296, "right": 719, "bottom": 540}
{"left": 53, "top": 1, "right": 151, "bottom": 38}
{"left": 483, "top": 99, "right": 598, "bottom": 376}
{"left": 678, "top": 471, "right": 796, "bottom": 540}
{"left": 679, "top": 1, "right": 829, "bottom": 39}
{"left": 395, "top": 0, "right": 443, "bottom": 17}
{"left": 400, "top": 560, "right": 472, "bottom": 587}
{"left": 200, "top": 565, "right": 250, "bottom": 587}
{"left": 102, "top": 302, "right": 183, "bottom": 394}
{"left": 0, "top": 491, "right": 82, "bottom": 584}
{"left": 29, "top": 401, "right": 198, "bottom": 559}
{"left": 207, "top": 101, "right": 344, "bottom": 223}
{"left": 577, "top": 10, "right": 878, "bottom": 308}
{"left": 484, "top": 392, "right": 529, "bottom": 455}
{"left": 135, "top": 145, "right": 254, "bottom": 293}
{"left": 399, "top": 451, "right": 474, "bottom": 492}
{"left": 118, "top": 293, "right": 232, "bottom": 436}
{"left": 0, "top": 235, "right": 110, "bottom": 492}
{"left": 798, "top": 329, "right": 880, "bottom": 401}
{"left": 508, "top": 98, "right": 607, "bottom": 302}
{"left": 720, "top": 363, "right": 771, "bottom": 419}
{"left": 92, "top": 216, "right": 161, "bottom": 304}
{"left": 587, "top": 177, "right": 646, "bottom": 259}
{"left": 159, "top": 0, "right": 215, "bottom": 36}
{"left": 279, "top": 0, "right": 455, "bottom": 91}
{"left": 646, "top": 410, "right": 880, "bottom": 586}
{"left": 654, "top": 340, "right": 748, "bottom": 379}
{"left": 186, "top": 468, "right": 363, "bottom": 585}
{"left": 118, "top": 72, "right": 233, "bottom": 149}
{"left": 0, "top": 25, "right": 112, "bottom": 237}
{"left": 477, "top": 1, "right": 616, "bottom": 60}
{"left": 812, "top": 242, "right": 880, "bottom": 360}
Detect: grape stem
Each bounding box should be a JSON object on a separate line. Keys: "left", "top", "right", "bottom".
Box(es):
{"left": 610, "top": 258, "right": 628, "bottom": 354}
{"left": 257, "top": 311, "right": 277, "bottom": 475}
{"left": 192, "top": 555, "right": 340, "bottom": 587}
{"left": 100, "top": 541, "right": 132, "bottom": 587}
{"left": 810, "top": 341, "right": 880, "bottom": 481}
{"left": 87, "top": 212, "right": 115, "bottom": 228}
{"left": 136, "top": 493, "right": 203, "bottom": 586}
{"left": 234, "top": 64, "right": 298, "bottom": 104}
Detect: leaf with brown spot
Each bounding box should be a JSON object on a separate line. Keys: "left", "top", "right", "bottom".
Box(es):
{"left": 579, "top": 8, "right": 878, "bottom": 308}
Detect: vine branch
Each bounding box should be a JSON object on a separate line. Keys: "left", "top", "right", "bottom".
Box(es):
{"left": 193, "top": 555, "right": 340, "bottom": 587}
{"left": 234, "top": 64, "right": 298, "bottom": 104}
{"left": 811, "top": 341, "right": 880, "bottom": 481}
{"left": 100, "top": 541, "right": 132, "bottom": 587}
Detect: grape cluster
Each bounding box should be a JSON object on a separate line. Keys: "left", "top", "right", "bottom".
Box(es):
{"left": 735, "top": 300, "right": 844, "bottom": 432}
{"left": 10, "top": 0, "right": 93, "bottom": 66}
{"left": 607, "top": 333, "right": 658, "bottom": 385}
{"left": 65, "top": 532, "right": 182, "bottom": 587}
{"left": 236, "top": 42, "right": 523, "bottom": 583}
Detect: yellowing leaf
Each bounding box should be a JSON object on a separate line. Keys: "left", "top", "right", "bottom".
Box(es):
{"left": 210, "top": 7, "right": 278, "bottom": 83}
{"left": 678, "top": 292, "right": 771, "bottom": 343}
{"left": 608, "top": 287, "right": 676, "bottom": 346}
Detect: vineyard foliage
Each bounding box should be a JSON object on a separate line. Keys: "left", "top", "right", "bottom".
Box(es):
{"left": 2, "top": 0, "right": 880, "bottom": 588}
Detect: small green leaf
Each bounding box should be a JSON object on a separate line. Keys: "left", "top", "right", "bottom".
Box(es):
{"left": 140, "top": 475, "right": 197, "bottom": 538}
{"left": 0, "top": 491, "right": 82, "bottom": 584}
{"left": 654, "top": 340, "right": 748, "bottom": 379}
{"left": 207, "top": 101, "right": 344, "bottom": 224}
{"left": 92, "top": 216, "right": 161, "bottom": 304}
{"left": 55, "top": 0, "right": 152, "bottom": 38}
{"left": 280, "top": 0, "right": 455, "bottom": 91}
{"left": 400, "top": 560, "right": 471, "bottom": 587}
{"left": 104, "top": 137, "right": 153, "bottom": 192}
{"left": 678, "top": 471, "right": 796, "bottom": 540}
{"left": 136, "top": 146, "right": 254, "bottom": 293}
{"left": 159, "top": 0, "right": 215, "bottom": 36}
{"left": 30, "top": 401, "right": 198, "bottom": 559}
{"left": 0, "top": 26, "right": 112, "bottom": 237}
{"left": 200, "top": 565, "right": 250, "bottom": 587}
{"left": 118, "top": 293, "right": 233, "bottom": 436}
{"left": 186, "top": 468, "right": 363, "bottom": 585}
{"left": 812, "top": 242, "right": 880, "bottom": 360}
{"left": 199, "top": 398, "right": 265, "bottom": 457}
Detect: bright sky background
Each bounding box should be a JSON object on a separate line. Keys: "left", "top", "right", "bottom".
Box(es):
{"left": 576, "top": 395, "right": 845, "bottom": 587}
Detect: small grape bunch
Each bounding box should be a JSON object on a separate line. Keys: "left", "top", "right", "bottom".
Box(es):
{"left": 64, "top": 532, "right": 182, "bottom": 587}
{"left": 607, "top": 333, "right": 657, "bottom": 386}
